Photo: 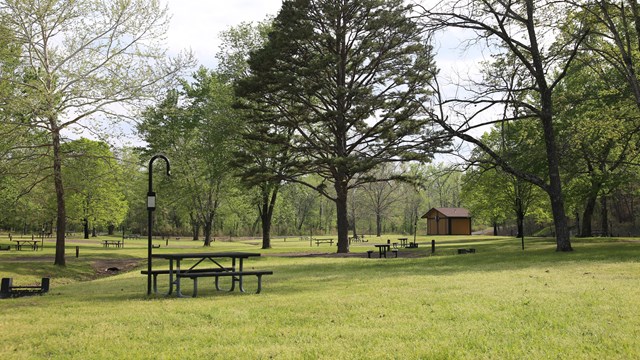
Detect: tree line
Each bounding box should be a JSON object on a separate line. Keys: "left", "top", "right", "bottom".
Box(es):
{"left": 2, "top": 0, "right": 640, "bottom": 265}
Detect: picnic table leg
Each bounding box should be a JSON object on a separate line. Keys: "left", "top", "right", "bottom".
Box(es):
{"left": 175, "top": 259, "right": 188, "bottom": 298}
{"left": 192, "top": 278, "right": 199, "bottom": 298}
{"left": 166, "top": 259, "right": 175, "bottom": 296}
{"left": 229, "top": 258, "right": 237, "bottom": 292}
{"left": 153, "top": 273, "right": 158, "bottom": 294}
{"left": 255, "top": 274, "right": 263, "bottom": 294}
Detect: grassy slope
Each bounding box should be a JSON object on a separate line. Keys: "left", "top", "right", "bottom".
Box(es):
{"left": 0, "top": 235, "right": 638, "bottom": 359}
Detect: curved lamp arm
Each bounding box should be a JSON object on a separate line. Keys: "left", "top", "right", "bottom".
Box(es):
{"left": 148, "top": 154, "right": 171, "bottom": 192}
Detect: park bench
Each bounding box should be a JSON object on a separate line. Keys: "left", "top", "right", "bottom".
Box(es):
{"left": 177, "top": 270, "right": 273, "bottom": 297}
{"left": 0, "top": 245, "right": 10, "bottom": 251}
{"left": 1, "top": 277, "right": 50, "bottom": 298}
{"left": 141, "top": 268, "right": 232, "bottom": 294}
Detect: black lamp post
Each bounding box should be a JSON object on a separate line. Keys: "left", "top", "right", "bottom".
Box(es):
{"left": 147, "top": 154, "right": 170, "bottom": 296}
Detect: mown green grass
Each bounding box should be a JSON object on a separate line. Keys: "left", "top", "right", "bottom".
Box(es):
{"left": 0, "top": 234, "right": 638, "bottom": 359}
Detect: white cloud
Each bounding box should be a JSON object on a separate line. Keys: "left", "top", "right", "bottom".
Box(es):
{"left": 165, "top": 0, "right": 283, "bottom": 68}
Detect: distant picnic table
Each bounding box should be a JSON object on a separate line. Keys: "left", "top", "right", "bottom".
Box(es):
{"left": 102, "top": 240, "right": 123, "bottom": 248}
{"left": 313, "top": 238, "right": 334, "bottom": 246}
{"left": 397, "top": 238, "right": 408, "bottom": 247}
{"left": 14, "top": 240, "right": 39, "bottom": 251}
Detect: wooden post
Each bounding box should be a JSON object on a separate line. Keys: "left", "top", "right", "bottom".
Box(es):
{"left": 75, "top": 246, "right": 79, "bottom": 258}
{"left": 431, "top": 239, "right": 436, "bottom": 254}
{"left": 41, "top": 278, "right": 50, "bottom": 293}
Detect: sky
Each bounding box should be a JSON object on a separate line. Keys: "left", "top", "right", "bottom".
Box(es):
{"left": 163, "top": 1, "right": 481, "bottom": 73}
{"left": 160, "top": 0, "right": 484, "bottom": 158}
{"left": 165, "top": 0, "right": 284, "bottom": 69}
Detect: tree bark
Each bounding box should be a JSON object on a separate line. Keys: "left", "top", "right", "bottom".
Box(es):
{"left": 335, "top": 181, "right": 350, "bottom": 253}
{"left": 83, "top": 218, "right": 89, "bottom": 239}
{"left": 542, "top": 121, "right": 572, "bottom": 252}
{"left": 515, "top": 197, "right": 525, "bottom": 238}
{"left": 189, "top": 212, "right": 199, "bottom": 240}
{"left": 261, "top": 209, "right": 272, "bottom": 249}
{"left": 601, "top": 195, "right": 609, "bottom": 236}
{"left": 581, "top": 194, "right": 597, "bottom": 237}
{"left": 203, "top": 217, "right": 213, "bottom": 247}
{"left": 52, "top": 129, "right": 66, "bottom": 266}
{"left": 259, "top": 184, "right": 279, "bottom": 250}
{"left": 516, "top": 216, "right": 524, "bottom": 238}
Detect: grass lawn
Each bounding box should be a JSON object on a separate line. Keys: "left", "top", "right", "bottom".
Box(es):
{"left": 0, "top": 234, "right": 638, "bottom": 359}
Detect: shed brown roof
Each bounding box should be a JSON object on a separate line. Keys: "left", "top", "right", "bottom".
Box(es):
{"left": 421, "top": 207, "right": 471, "bottom": 218}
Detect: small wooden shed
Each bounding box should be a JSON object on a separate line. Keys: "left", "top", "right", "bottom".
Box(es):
{"left": 421, "top": 208, "right": 472, "bottom": 235}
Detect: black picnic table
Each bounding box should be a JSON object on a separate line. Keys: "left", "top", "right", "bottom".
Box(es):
{"left": 14, "top": 240, "right": 39, "bottom": 251}
{"left": 314, "top": 238, "right": 334, "bottom": 246}
{"left": 150, "top": 252, "right": 262, "bottom": 297}
{"left": 102, "top": 240, "right": 122, "bottom": 248}
{"left": 374, "top": 244, "right": 391, "bottom": 258}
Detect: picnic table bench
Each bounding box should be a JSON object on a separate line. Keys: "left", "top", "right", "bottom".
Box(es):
{"left": 102, "top": 240, "right": 122, "bottom": 248}
{"left": 141, "top": 267, "right": 232, "bottom": 294}
{"left": 1, "top": 278, "right": 50, "bottom": 298}
{"left": 178, "top": 270, "right": 274, "bottom": 297}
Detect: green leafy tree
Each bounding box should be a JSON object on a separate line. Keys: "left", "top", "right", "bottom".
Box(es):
{"left": 140, "top": 69, "right": 238, "bottom": 246}
{"left": 218, "top": 21, "right": 297, "bottom": 249}
{"left": 360, "top": 165, "right": 403, "bottom": 237}
{"left": 63, "top": 139, "right": 127, "bottom": 238}
{"left": 237, "top": 0, "right": 445, "bottom": 252}
{"left": 422, "top": 0, "right": 591, "bottom": 251}
{"left": 0, "top": 0, "right": 193, "bottom": 265}
{"left": 556, "top": 59, "right": 640, "bottom": 236}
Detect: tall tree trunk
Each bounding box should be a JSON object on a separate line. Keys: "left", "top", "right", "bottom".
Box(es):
{"left": 83, "top": 218, "right": 89, "bottom": 239}
{"left": 52, "top": 129, "right": 66, "bottom": 266}
{"left": 261, "top": 215, "right": 271, "bottom": 249}
{"left": 189, "top": 212, "right": 199, "bottom": 240}
{"left": 335, "top": 181, "right": 349, "bottom": 253}
{"left": 540, "top": 91, "right": 572, "bottom": 251}
{"left": 581, "top": 194, "right": 597, "bottom": 237}
{"left": 514, "top": 196, "right": 524, "bottom": 238}
{"left": 493, "top": 221, "right": 498, "bottom": 236}
{"left": 601, "top": 195, "right": 609, "bottom": 236}
{"left": 516, "top": 215, "right": 524, "bottom": 238}
{"left": 260, "top": 184, "right": 279, "bottom": 250}
{"left": 203, "top": 216, "right": 213, "bottom": 247}
{"left": 376, "top": 213, "right": 382, "bottom": 237}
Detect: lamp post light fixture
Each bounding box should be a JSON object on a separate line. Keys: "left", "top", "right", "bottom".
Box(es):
{"left": 147, "top": 154, "right": 170, "bottom": 296}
